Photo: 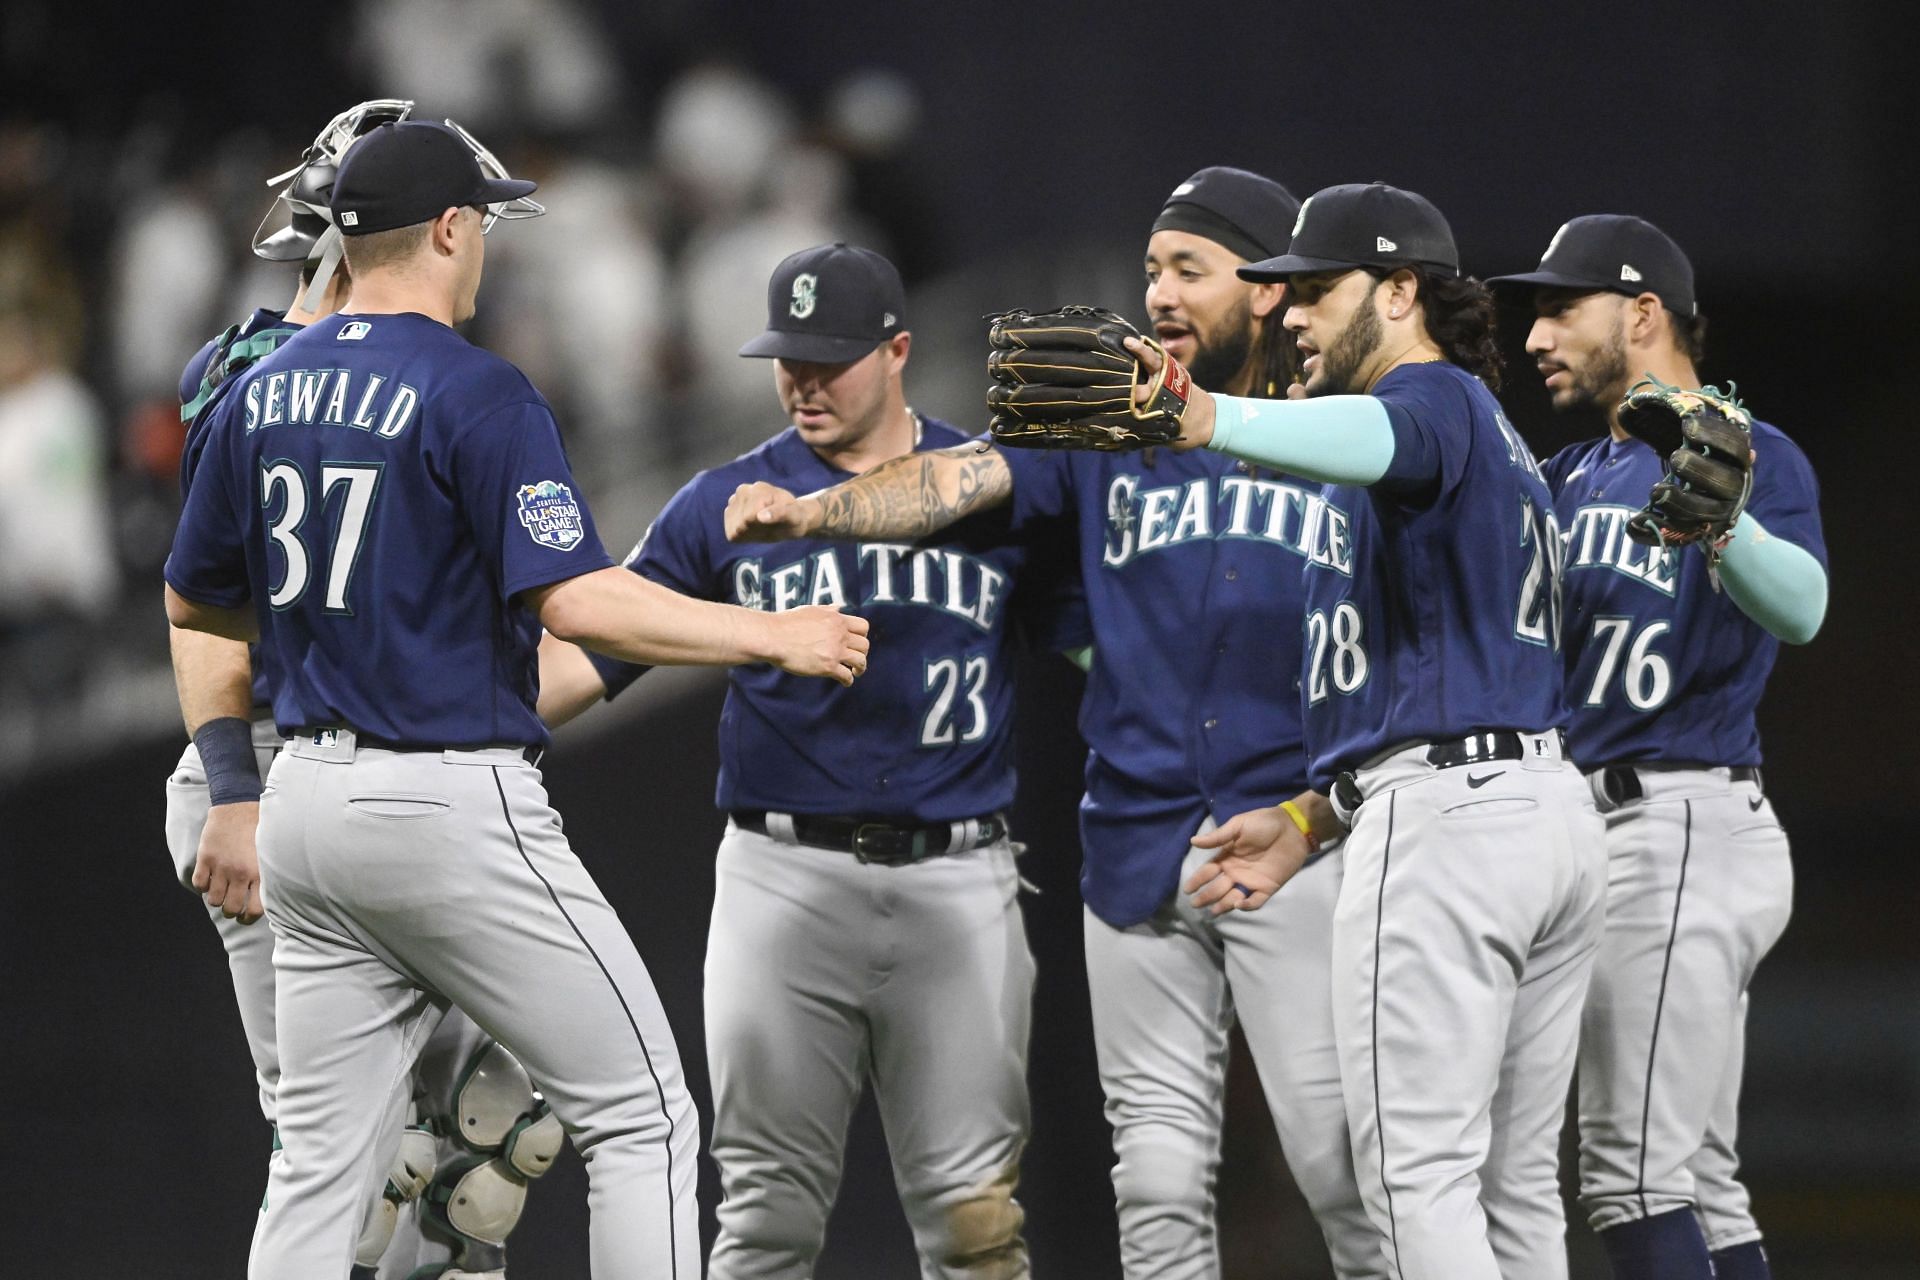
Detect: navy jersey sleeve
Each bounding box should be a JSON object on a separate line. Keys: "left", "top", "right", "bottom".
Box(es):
{"left": 177, "top": 339, "right": 224, "bottom": 495}
{"left": 163, "top": 414, "right": 251, "bottom": 609}
{"left": 451, "top": 399, "right": 614, "bottom": 602}
{"left": 630, "top": 479, "right": 718, "bottom": 596}
{"left": 1372, "top": 367, "right": 1480, "bottom": 505}
{"left": 1000, "top": 441, "right": 1079, "bottom": 530}
{"left": 179, "top": 338, "right": 219, "bottom": 408}
{"left": 584, "top": 476, "right": 718, "bottom": 698}
{"left": 1745, "top": 423, "right": 1827, "bottom": 570}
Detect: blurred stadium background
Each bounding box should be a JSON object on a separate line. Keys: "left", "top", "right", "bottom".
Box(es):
{"left": 0, "top": 1, "right": 1910, "bottom": 1275}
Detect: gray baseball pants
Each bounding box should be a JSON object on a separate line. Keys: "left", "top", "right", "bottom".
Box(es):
{"left": 248, "top": 730, "right": 700, "bottom": 1279}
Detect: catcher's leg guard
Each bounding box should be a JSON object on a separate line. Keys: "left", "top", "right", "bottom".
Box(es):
{"left": 419, "top": 1040, "right": 566, "bottom": 1263}
{"left": 354, "top": 1125, "right": 439, "bottom": 1267}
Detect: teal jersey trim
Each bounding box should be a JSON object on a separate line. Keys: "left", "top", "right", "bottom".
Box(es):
{"left": 182, "top": 327, "right": 302, "bottom": 422}
{"left": 1716, "top": 513, "right": 1828, "bottom": 644}
{"left": 1204, "top": 393, "right": 1395, "bottom": 484}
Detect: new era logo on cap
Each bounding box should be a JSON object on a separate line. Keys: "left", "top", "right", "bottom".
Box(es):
{"left": 1621, "top": 264, "right": 1643, "bottom": 282}
{"left": 1377, "top": 236, "right": 1398, "bottom": 252}
{"left": 339, "top": 211, "right": 358, "bottom": 227}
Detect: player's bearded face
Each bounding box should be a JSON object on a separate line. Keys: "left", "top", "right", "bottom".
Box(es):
{"left": 1290, "top": 272, "right": 1385, "bottom": 397}
{"left": 1143, "top": 230, "right": 1257, "bottom": 393}
{"left": 1528, "top": 291, "right": 1630, "bottom": 413}
{"left": 775, "top": 344, "right": 890, "bottom": 446}
{"left": 1185, "top": 298, "right": 1255, "bottom": 392}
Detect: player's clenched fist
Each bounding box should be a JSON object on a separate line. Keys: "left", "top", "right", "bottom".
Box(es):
{"left": 763, "top": 605, "right": 871, "bottom": 686}
{"left": 1183, "top": 803, "right": 1316, "bottom": 914}
{"left": 725, "top": 481, "right": 822, "bottom": 543}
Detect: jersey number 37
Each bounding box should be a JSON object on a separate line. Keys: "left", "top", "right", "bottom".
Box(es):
{"left": 262, "top": 461, "right": 383, "bottom": 612}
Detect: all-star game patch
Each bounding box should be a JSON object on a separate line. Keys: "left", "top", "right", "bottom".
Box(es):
{"left": 516, "top": 480, "right": 586, "bottom": 551}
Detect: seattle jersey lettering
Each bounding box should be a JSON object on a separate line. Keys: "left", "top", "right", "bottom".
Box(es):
{"left": 1101, "top": 472, "right": 1352, "bottom": 575}
{"left": 729, "top": 543, "right": 1008, "bottom": 631}
{"left": 1559, "top": 503, "right": 1678, "bottom": 597}
{"left": 242, "top": 368, "right": 421, "bottom": 440}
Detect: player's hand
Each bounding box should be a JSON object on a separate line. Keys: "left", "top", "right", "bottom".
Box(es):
{"left": 192, "top": 801, "right": 265, "bottom": 925}
{"left": 766, "top": 605, "right": 871, "bottom": 686}
{"left": 1182, "top": 805, "right": 1313, "bottom": 915}
{"left": 1123, "top": 335, "right": 1216, "bottom": 450}
{"left": 725, "top": 482, "right": 823, "bottom": 543}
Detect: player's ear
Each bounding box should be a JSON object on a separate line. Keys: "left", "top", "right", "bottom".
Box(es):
{"left": 1381, "top": 269, "right": 1420, "bottom": 322}
{"left": 1248, "top": 281, "right": 1285, "bottom": 320}
{"left": 430, "top": 206, "right": 464, "bottom": 256}
{"left": 887, "top": 330, "right": 911, "bottom": 371}
{"left": 1626, "top": 291, "right": 1664, "bottom": 346}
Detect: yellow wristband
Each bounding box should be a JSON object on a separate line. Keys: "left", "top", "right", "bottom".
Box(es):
{"left": 1280, "top": 800, "right": 1320, "bottom": 852}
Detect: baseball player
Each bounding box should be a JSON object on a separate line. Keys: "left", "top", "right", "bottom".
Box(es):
{"left": 171, "top": 99, "right": 568, "bottom": 1280}
{"left": 1103, "top": 182, "right": 1609, "bottom": 1280}
{"left": 163, "top": 119, "right": 869, "bottom": 1278}
{"left": 1489, "top": 217, "right": 1827, "bottom": 1280}
{"left": 537, "top": 242, "right": 1082, "bottom": 1279}
{"left": 721, "top": 173, "right": 1382, "bottom": 1278}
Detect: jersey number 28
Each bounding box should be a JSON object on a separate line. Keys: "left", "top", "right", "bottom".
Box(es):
{"left": 262, "top": 461, "right": 382, "bottom": 612}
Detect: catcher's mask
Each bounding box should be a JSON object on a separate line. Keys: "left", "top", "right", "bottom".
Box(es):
{"left": 255, "top": 101, "right": 544, "bottom": 313}
{"left": 254, "top": 99, "right": 417, "bottom": 312}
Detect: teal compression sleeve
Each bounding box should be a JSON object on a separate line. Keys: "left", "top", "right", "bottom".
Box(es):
{"left": 1205, "top": 394, "right": 1399, "bottom": 485}
{"left": 1715, "top": 514, "right": 1828, "bottom": 645}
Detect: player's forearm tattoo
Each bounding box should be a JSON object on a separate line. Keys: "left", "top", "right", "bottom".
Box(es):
{"left": 813, "top": 444, "right": 1013, "bottom": 539}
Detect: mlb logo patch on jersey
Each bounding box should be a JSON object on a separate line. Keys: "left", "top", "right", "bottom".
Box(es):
{"left": 337, "top": 321, "right": 372, "bottom": 341}
{"left": 517, "top": 480, "right": 586, "bottom": 551}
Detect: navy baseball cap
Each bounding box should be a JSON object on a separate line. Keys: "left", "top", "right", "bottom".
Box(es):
{"left": 1487, "top": 215, "right": 1696, "bottom": 317}
{"left": 1150, "top": 167, "right": 1301, "bottom": 263}
{"left": 1239, "top": 182, "right": 1460, "bottom": 281}
{"left": 329, "top": 121, "right": 538, "bottom": 236}
{"left": 739, "top": 243, "right": 907, "bottom": 363}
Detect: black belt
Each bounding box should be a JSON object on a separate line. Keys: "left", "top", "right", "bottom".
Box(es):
{"left": 731, "top": 810, "right": 1008, "bottom": 866}
{"left": 1595, "top": 764, "right": 1763, "bottom": 807}
{"left": 294, "top": 727, "right": 542, "bottom": 765}
{"left": 1333, "top": 730, "right": 1541, "bottom": 813}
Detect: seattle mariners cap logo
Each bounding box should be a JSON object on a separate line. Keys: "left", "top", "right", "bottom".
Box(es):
{"left": 1620, "top": 263, "right": 1643, "bottom": 282}
{"left": 337, "top": 321, "right": 372, "bottom": 341}
{"left": 516, "top": 480, "right": 585, "bottom": 552}
{"left": 1545, "top": 221, "right": 1571, "bottom": 260}
{"left": 1376, "top": 236, "right": 1398, "bottom": 252}
{"left": 1292, "top": 196, "right": 1312, "bottom": 237}
{"left": 789, "top": 272, "right": 818, "bottom": 320}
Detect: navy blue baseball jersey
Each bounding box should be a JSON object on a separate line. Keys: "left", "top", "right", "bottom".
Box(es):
{"left": 178, "top": 308, "right": 302, "bottom": 713}
{"left": 1543, "top": 420, "right": 1825, "bottom": 767}
{"left": 165, "top": 311, "right": 613, "bottom": 747}
{"left": 588, "top": 418, "right": 1080, "bottom": 823}
{"left": 1008, "top": 446, "right": 1313, "bottom": 927}
{"left": 1301, "top": 362, "right": 1566, "bottom": 792}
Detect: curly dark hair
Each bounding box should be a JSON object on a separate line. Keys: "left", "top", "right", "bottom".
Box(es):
{"left": 1365, "top": 266, "right": 1504, "bottom": 391}
{"left": 1671, "top": 307, "right": 1708, "bottom": 366}
{"left": 1250, "top": 301, "right": 1302, "bottom": 399}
